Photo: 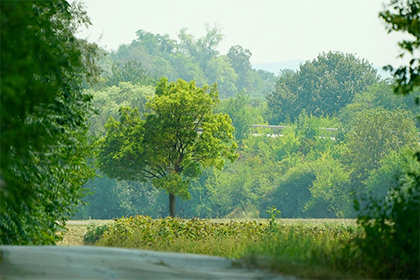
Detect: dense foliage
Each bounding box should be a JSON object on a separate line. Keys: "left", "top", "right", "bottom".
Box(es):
{"left": 380, "top": 0, "right": 420, "bottom": 95}
{"left": 102, "top": 26, "right": 276, "bottom": 98}
{"left": 354, "top": 172, "right": 419, "bottom": 279}
{"left": 97, "top": 78, "right": 238, "bottom": 217}
{"left": 350, "top": 1, "right": 420, "bottom": 279}
{"left": 77, "top": 25, "right": 420, "bottom": 223}
{"left": 77, "top": 91, "right": 419, "bottom": 220}
{"left": 0, "top": 1, "right": 99, "bottom": 244}
{"left": 266, "top": 51, "right": 380, "bottom": 124}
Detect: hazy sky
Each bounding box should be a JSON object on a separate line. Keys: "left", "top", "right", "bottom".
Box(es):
{"left": 77, "top": 0, "right": 407, "bottom": 67}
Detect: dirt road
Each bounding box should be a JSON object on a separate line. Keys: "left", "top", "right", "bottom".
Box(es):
{"left": 0, "top": 246, "right": 297, "bottom": 280}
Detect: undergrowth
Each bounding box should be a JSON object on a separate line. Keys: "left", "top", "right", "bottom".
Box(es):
{"left": 83, "top": 222, "right": 109, "bottom": 245}
{"left": 88, "top": 214, "right": 363, "bottom": 279}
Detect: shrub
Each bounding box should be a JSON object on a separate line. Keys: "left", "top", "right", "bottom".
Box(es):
{"left": 353, "top": 167, "right": 420, "bottom": 279}
{"left": 83, "top": 222, "right": 110, "bottom": 245}
{"left": 95, "top": 215, "right": 361, "bottom": 278}
{"left": 97, "top": 215, "right": 269, "bottom": 257}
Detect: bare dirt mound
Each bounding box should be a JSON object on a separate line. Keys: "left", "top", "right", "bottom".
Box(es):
{"left": 0, "top": 246, "right": 297, "bottom": 280}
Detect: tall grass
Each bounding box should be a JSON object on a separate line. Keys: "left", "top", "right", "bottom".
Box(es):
{"left": 242, "top": 222, "right": 363, "bottom": 279}
{"left": 90, "top": 215, "right": 364, "bottom": 279}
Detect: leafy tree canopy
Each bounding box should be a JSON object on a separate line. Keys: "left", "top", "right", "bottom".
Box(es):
{"left": 380, "top": 0, "right": 420, "bottom": 95}
{"left": 345, "top": 108, "right": 418, "bottom": 184}
{"left": 340, "top": 82, "right": 420, "bottom": 124}
{"left": 98, "top": 78, "right": 238, "bottom": 217}
{"left": 101, "top": 60, "right": 155, "bottom": 87}
{"left": 0, "top": 0, "right": 99, "bottom": 244}
{"left": 216, "top": 93, "right": 264, "bottom": 141}
{"left": 86, "top": 82, "right": 155, "bottom": 137}
{"left": 106, "top": 25, "right": 275, "bottom": 98}
{"left": 266, "top": 51, "right": 380, "bottom": 124}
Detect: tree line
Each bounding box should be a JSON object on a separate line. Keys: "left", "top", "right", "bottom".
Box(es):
{"left": 75, "top": 49, "right": 420, "bottom": 220}
{"left": 96, "top": 24, "right": 276, "bottom": 99}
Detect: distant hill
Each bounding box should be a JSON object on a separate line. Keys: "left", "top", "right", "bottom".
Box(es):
{"left": 252, "top": 60, "right": 391, "bottom": 80}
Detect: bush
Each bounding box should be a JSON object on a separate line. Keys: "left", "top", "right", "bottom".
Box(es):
{"left": 243, "top": 220, "right": 362, "bottom": 279}
{"left": 353, "top": 167, "right": 420, "bottom": 279}
{"left": 96, "top": 216, "right": 269, "bottom": 257}
{"left": 95, "top": 215, "right": 361, "bottom": 278}
{"left": 83, "top": 222, "right": 110, "bottom": 245}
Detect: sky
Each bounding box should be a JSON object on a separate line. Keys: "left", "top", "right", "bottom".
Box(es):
{"left": 77, "top": 0, "right": 408, "bottom": 68}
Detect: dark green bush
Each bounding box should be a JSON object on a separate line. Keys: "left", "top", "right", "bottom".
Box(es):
{"left": 354, "top": 168, "right": 419, "bottom": 279}
{"left": 83, "top": 223, "right": 110, "bottom": 245}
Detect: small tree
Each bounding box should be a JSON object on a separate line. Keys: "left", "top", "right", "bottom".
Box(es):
{"left": 98, "top": 78, "right": 238, "bottom": 217}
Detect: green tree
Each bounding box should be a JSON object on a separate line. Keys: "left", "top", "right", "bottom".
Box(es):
{"left": 112, "top": 29, "right": 209, "bottom": 86}
{"left": 257, "top": 114, "right": 347, "bottom": 218}
{"left": 205, "top": 156, "right": 278, "bottom": 218}
{"left": 87, "top": 82, "right": 154, "bottom": 137}
{"left": 351, "top": 2, "right": 420, "bottom": 278}
{"left": 0, "top": 1, "right": 99, "bottom": 244}
{"left": 205, "top": 55, "right": 238, "bottom": 98}
{"left": 304, "top": 153, "right": 353, "bottom": 218}
{"left": 102, "top": 60, "right": 154, "bottom": 87}
{"left": 364, "top": 148, "right": 420, "bottom": 200}
{"left": 170, "top": 53, "right": 207, "bottom": 85}
{"left": 98, "top": 78, "right": 238, "bottom": 217}
{"left": 112, "top": 42, "right": 155, "bottom": 71}
{"left": 216, "top": 93, "right": 263, "bottom": 141}
{"left": 135, "top": 29, "right": 177, "bottom": 55}
{"left": 178, "top": 24, "right": 224, "bottom": 70}
{"left": 249, "top": 69, "right": 277, "bottom": 97}
{"left": 260, "top": 161, "right": 314, "bottom": 218}
{"left": 267, "top": 52, "right": 379, "bottom": 123}
{"left": 380, "top": 0, "right": 420, "bottom": 95}
{"left": 340, "top": 82, "right": 420, "bottom": 124}
{"left": 227, "top": 45, "right": 253, "bottom": 92}
{"left": 345, "top": 108, "right": 418, "bottom": 184}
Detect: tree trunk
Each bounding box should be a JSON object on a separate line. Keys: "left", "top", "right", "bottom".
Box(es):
{"left": 169, "top": 193, "right": 176, "bottom": 218}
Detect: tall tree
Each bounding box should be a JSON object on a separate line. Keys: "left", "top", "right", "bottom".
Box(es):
{"left": 102, "top": 60, "right": 154, "bottom": 87}
{"left": 216, "top": 93, "right": 263, "bottom": 141}
{"left": 0, "top": 0, "right": 99, "bottom": 244}
{"left": 266, "top": 52, "right": 380, "bottom": 124}
{"left": 178, "top": 24, "right": 224, "bottom": 70}
{"left": 346, "top": 108, "right": 418, "bottom": 182}
{"left": 98, "top": 78, "right": 238, "bottom": 217}
{"left": 227, "top": 45, "right": 253, "bottom": 92}
{"left": 205, "top": 55, "right": 238, "bottom": 97}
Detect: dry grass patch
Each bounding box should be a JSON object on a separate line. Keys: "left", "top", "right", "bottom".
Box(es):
{"left": 57, "top": 225, "right": 86, "bottom": 246}
{"left": 57, "top": 220, "right": 112, "bottom": 246}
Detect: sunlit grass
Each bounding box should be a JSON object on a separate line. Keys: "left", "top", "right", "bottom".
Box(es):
{"left": 85, "top": 216, "right": 363, "bottom": 279}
